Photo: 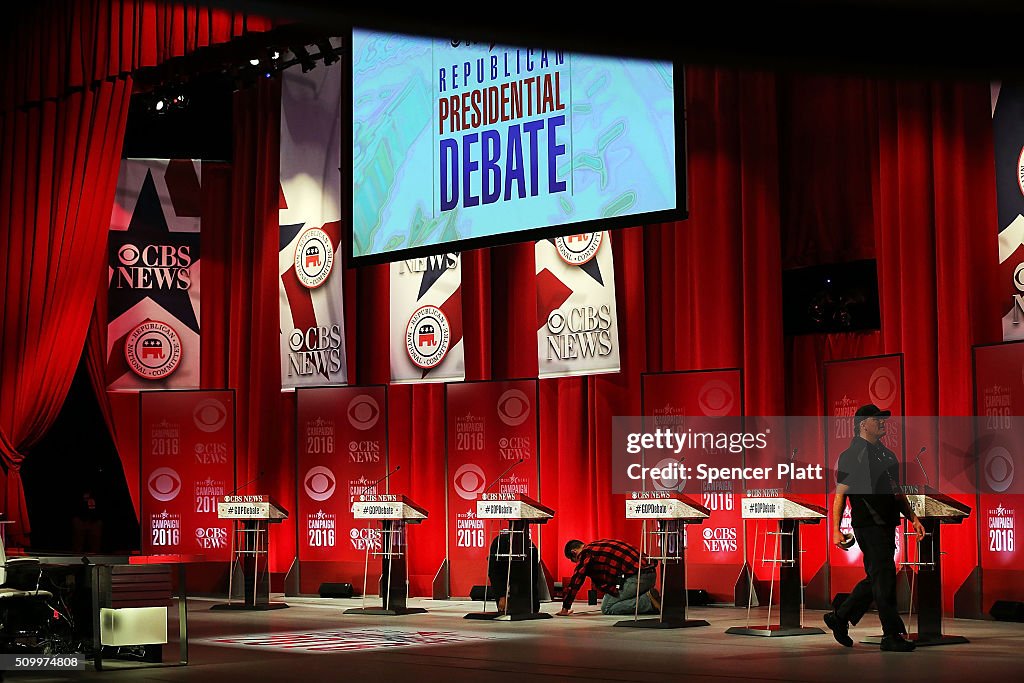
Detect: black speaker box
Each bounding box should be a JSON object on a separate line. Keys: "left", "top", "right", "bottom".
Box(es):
{"left": 318, "top": 582, "right": 353, "bottom": 598}
{"left": 990, "top": 600, "right": 1024, "bottom": 622}
{"left": 687, "top": 589, "right": 710, "bottom": 606}
{"left": 783, "top": 259, "right": 880, "bottom": 335}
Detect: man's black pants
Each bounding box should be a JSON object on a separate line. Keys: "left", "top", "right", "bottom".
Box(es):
{"left": 835, "top": 525, "right": 906, "bottom": 637}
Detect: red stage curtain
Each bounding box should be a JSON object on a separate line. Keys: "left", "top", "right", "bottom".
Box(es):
{"left": 2, "top": 1, "right": 274, "bottom": 111}
{"left": 221, "top": 77, "right": 284, "bottom": 513}
{"left": 873, "top": 80, "right": 1002, "bottom": 417}
{"left": 0, "top": 79, "right": 133, "bottom": 542}
{"left": 1, "top": 0, "right": 275, "bottom": 543}
{"left": 781, "top": 77, "right": 1001, "bottom": 419}
{"left": 50, "top": 47, "right": 1001, "bottom": 594}
{"left": 778, "top": 75, "right": 878, "bottom": 269}
{"left": 537, "top": 67, "right": 786, "bottom": 580}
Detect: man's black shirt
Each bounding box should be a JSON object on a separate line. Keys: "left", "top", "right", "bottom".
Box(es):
{"left": 836, "top": 436, "right": 902, "bottom": 527}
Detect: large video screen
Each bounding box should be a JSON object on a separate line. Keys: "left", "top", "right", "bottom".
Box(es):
{"left": 348, "top": 29, "right": 686, "bottom": 265}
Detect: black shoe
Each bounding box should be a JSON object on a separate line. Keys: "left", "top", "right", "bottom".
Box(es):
{"left": 880, "top": 634, "right": 917, "bottom": 652}
{"left": 823, "top": 611, "right": 853, "bottom": 647}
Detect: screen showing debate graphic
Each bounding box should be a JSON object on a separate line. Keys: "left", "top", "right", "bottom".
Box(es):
{"left": 350, "top": 29, "right": 684, "bottom": 263}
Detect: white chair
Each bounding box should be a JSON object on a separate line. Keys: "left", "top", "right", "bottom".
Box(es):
{"left": 0, "top": 534, "right": 52, "bottom": 600}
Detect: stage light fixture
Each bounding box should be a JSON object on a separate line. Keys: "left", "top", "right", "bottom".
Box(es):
{"left": 292, "top": 45, "right": 316, "bottom": 73}
{"left": 152, "top": 95, "right": 169, "bottom": 114}
{"left": 317, "top": 39, "right": 339, "bottom": 66}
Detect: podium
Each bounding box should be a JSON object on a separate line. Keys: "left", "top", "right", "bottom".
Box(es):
{"left": 465, "top": 494, "right": 553, "bottom": 621}
{"left": 861, "top": 490, "right": 971, "bottom": 647}
{"left": 344, "top": 494, "right": 428, "bottom": 616}
{"left": 213, "top": 495, "right": 288, "bottom": 610}
{"left": 615, "top": 492, "right": 711, "bottom": 629}
{"left": 727, "top": 495, "right": 826, "bottom": 637}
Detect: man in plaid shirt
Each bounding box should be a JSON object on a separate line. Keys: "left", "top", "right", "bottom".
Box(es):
{"left": 556, "top": 538, "right": 661, "bottom": 616}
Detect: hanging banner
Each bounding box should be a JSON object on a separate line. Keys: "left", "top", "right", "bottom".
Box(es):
{"left": 974, "top": 341, "right": 1024, "bottom": 609}
{"left": 991, "top": 82, "right": 1024, "bottom": 341}
{"left": 296, "top": 386, "right": 389, "bottom": 594}
{"left": 280, "top": 60, "right": 348, "bottom": 390}
{"left": 140, "top": 390, "right": 234, "bottom": 561}
{"left": 640, "top": 370, "right": 743, "bottom": 603}
{"left": 823, "top": 354, "right": 906, "bottom": 594}
{"left": 390, "top": 254, "right": 465, "bottom": 383}
{"left": 446, "top": 380, "right": 539, "bottom": 597}
{"left": 536, "top": 232, "right": 620, "bottom": 378}
{"left": 107, "top": 159, "right": 201, "bottom": 390}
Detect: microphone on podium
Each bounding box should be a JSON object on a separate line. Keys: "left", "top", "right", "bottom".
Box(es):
{"left": 369, "top": 465, "right": 401, "bottom": 491}
{"left": 785, "top": 449, "right": 797, "bottom": 492}
{"left": 484, "top": 458, "right": 525, "bottom": 494}
{"left": 227, "top": 470, "right": 264, "bottom": 496}
{"left": 914, "top": 446, "right": 930, "bottom": 490}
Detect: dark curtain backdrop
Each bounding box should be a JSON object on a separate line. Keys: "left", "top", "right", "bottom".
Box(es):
{"left": 10, "top": 5, "right": 1002, "bottom": 589}
{"left": 100, "top": 64, "right": 1004, "bottom": 591}
{"left": 0, "top": 0, "right": 274, "bottom": 543}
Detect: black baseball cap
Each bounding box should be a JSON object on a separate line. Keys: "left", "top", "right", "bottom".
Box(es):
{"left": 854, "top": 403, "right": 891, "bottom": 427}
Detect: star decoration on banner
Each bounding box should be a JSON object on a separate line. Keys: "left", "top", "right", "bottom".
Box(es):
{"left": 280, "top": 222, "right": 305, "bottom": 251}
{"left": 417, "top": 257, "right": 448, "bottom": 301}
{"left": 108, "top": 170, "right": 200, "bottom": 333}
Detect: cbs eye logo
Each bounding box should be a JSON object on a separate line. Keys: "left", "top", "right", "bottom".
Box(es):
{"left": 148, "top": 467, "right": 182, "bottom": 502}
{"left": 453, "top": 464, "right": 486, "bottom": 500}
{"left": 118, "top": 243, "right": 141, "bottom": 266}
{"left": 304, "top": 466, "right": 336, "bottom": 502}
{"left": 698, "top": 380, "right": 735, "bottom": 417}
{"left": 651, "top": 458, "right": 686, "bottom": 492}
{"left": 497, "top": 389, "right": 531, "bottom": 427}
{"left": 348, "top": 394, "right": 380, "bottom": 431}
{"left": 984, "top": 447, "right": 1014, "bottom": 493}
{"left": 193, "top": 399, "right": 228, "bottom": 433}
{"left": 868, "top": 367, "right": 898, "bottom": 410}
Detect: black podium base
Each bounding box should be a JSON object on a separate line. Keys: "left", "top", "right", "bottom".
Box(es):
{"left": 726, "top": 625, "right": 824, "bottom": 637}
{"left": 861, "top": 633, "right": 969, "bottom": 647}
{"left": 210, "top": 602, "right": 289, "bottom": 611}
{"left": 344, "top": 607, "right": 428, "bottom": 616}
{"left": 464, "top": 611, "right": 552, "bottom": 621}
{"left": 615, "top": 617, "right": 709, "bottom": 629}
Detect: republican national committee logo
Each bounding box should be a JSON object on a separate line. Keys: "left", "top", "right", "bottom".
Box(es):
{"left": 294, "top": 228, "right": 334, "bottom": 289}
{"left": 125, "top": 320, "right": 182, "bottom": 380}
{"left": 555, "top": 232, "right": 602, "bottom": 266}
{"left": 406, "top": 305, "right": 451, "bottom": 369}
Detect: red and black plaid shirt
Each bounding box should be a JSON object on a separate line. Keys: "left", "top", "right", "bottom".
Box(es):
{"left": 562, "top": 539, "right": 656, "bottom": 610}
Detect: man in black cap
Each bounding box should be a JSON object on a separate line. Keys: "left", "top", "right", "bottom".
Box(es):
{"left": 823, "top": 404, "right": 925, "bottom": 652}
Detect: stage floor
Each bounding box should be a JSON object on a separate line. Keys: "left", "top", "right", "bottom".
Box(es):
{"left": 8, "top": 597, "right": 1023, "bottom": 682}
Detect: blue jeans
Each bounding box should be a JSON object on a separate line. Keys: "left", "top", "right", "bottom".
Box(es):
{"left": 601, "top": 569, "right": 658, "bottom": 615}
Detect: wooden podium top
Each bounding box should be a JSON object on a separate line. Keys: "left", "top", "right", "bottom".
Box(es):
{"left": 625, "top": 492, "right": 710, "bottom": 520}
{"left": 476, "top": 494, "right": 554, "bottom": 521}
{"left": 740, "top": 495, "right": 827, "bottom": 520}
{"left": 352, "top": 495, "right": 428, "bottom": 521}
{"left": 217, "top": 495, "right": 289, "bottom": 521}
